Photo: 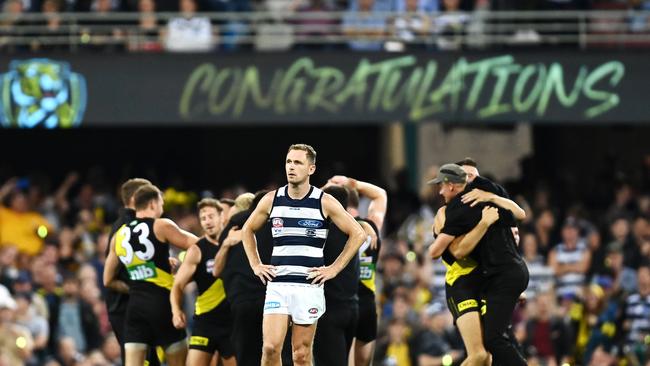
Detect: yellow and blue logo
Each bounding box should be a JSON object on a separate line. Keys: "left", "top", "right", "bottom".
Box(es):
{"left": 1, "top": 59, "right": 87, "bottom": 128}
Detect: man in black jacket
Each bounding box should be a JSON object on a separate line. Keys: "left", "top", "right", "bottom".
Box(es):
{"left": 214, "top": 191, "right": 272, "bottom": 366}
{"left": 429, "top": 164, "right": 529, "bottom": 366}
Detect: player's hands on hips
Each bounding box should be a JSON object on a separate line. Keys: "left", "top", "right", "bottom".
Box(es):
{"left": 461, "top": 189, "right": 494, "bottom": 207}
{"left": 253, "top": 264, "right": 276, "bottom": 285}
{"left": 481, "top": 206, "right": 499, "bottom": 225}
{"left": 307, "top": 265, "right": 338, "bottom": 285}
{"left": 172, "top": 310, "right": 186, "bottom": 329}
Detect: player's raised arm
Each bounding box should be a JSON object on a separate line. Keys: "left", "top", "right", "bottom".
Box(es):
{"left": 461, "top": 188, "right": 526, "bottom": 220}
{"left": 242, "top": 191, "right": 276, "bottom": 284}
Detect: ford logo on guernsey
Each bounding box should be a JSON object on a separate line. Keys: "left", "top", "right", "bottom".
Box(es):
{"left": 298, "top": 220, "right": 322, "bottom": 228}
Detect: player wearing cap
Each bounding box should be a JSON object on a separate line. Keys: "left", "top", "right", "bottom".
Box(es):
{"left": 428, "top": 163, "right": 529, "bottom": 366}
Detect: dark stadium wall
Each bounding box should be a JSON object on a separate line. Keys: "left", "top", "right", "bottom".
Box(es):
{"left": 529, "top": 125, "right": 650, "bottom": 211}
{"left": 0, "top": 126, "right": 382, "bottom": 194}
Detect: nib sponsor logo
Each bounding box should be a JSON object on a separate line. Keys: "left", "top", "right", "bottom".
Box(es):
{"left": 128, "top": 263, "right": 157, "bottom": 280}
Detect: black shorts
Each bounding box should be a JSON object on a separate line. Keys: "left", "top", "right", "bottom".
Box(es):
{"left": 445, "top": 269, "right": 483, "bottom": 322}
{"left": 189, "top": 303, "right": 235, "bottom": 356}
{"left": 124, "top": 292, "right": 186, "bottom": 348}
{"left": 355, "top": 295, "right": 378, "bottom": 343}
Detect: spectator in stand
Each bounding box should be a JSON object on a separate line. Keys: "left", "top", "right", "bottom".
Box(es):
{"left": 342, "top": 0, "right": 388, "bottom": 51}
{"left": 433, "top": 0, "right": 471, "bottom": 50}
{"left": 548, "top": 218, "right": 591, "bottom": 300}
{"left": 294, "top": 0, "right": 340, "bottom": 49}
{"left": 127, "top": 0, "right": 163, "bottom": 52}
{"left": 164, "top": 0, "right": 216, "bottom": 52}
{"left": 523, "top": 291, "right": 571, "bottom": 365}
{"left": 603, "top": 241, "right": 639, "bottom": 294}
{"left": 14, "top": 292, "right": 49, "bottom": 364}
{"left": 567, "top": 282, "right": 619, "bottom": 365}
{"left": 621, "top": 265, "right": 650, "bottom": 365}
{"left": 411, "top": 302, "right": 464, "bottom": 366}
{"left": 0, "top": 285, "right": 34, "bottom": 366}
{"left": 54, "top": 275, "right": 101, "bottom": 355}
{"left": 522, "top": 232, "right": 554, "bottom": 299}
{"left": 0, "top": 178, "right": 53, "bottom": 257}
{"left": 527, "top": 208, "right": 556, "bottom": 260}
{"left": 387, "top": 0, "right": 432, "bottom": 51}
{"left": 376, "top": 318, "right": 415, "bottom": 366}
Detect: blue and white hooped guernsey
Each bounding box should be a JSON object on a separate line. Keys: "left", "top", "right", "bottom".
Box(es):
{"left": 269, "top": 185, "right": 330, "bottom": 284}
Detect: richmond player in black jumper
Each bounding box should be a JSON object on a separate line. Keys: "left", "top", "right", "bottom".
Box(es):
{"left": 170, "top": 198, "right": 241, "bottom": 366}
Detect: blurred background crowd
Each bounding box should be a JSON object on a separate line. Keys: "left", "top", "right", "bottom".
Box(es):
{"left": 0, "top": 151, "right": 648, "bottom": 366}
{"left": 1, "top": 0, "right": 650, "bottom": 52}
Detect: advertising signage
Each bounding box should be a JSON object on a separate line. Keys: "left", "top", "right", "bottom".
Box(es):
{"left": 0, "top": 52, "right": 643, "bottom": 127}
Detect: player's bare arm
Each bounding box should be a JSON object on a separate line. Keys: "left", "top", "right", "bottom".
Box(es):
{"left": 449, "top": 206, "right": 500, "bottom": 259}
{"left": 358, "top": 220, "right": 378, "bottom": 250}
{"left": 155, "top": 218, "right": 199, "bottom": 250}
{"left": 170, "top": 244, "right": 201, "bottom": 329}
{"left": 242, "top": 191, "right": 276, "bottom": 284}
{"left": 461, "top": 189, "right": 526, "bottom": 220}
{"left": 103, "top": 234, "right": 129, "bottom": 293}
{"left": 428, "top": 206, "right": 455, "bottom": 259}
{"left": 329, "top": 175, "right": 387, "bottom": 231}
{"left": 212, "top": 226, "right": 242, "bottom": 277}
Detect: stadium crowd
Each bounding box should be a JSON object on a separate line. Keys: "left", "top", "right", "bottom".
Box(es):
{"left": 0, "top": 0, "right": 648, "bottom": 52}
{"left": 0, "top": 156, "right": 649, "bottom": 366}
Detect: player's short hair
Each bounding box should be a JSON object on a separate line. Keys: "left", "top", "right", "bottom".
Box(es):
{"left": 288, "top": 144, "right": 317, "bottom": 164}
{"left": 219, "top": 198, "right": 235, "bottom": 207}
{"left": 120, "top": 178, "right": 152, "bottom": 206}
{"left": 324, "top": 185, "right": 349, "bottom": 208}
{"left": 134, "top": 184, "right": 162, "bottom": 210}
{"left": 197, "top": 198, "right": 223, "bottom": 213}
{"left": 347, "top": 188, "right": 360, "bottom": 209}
{"left": 455, "top": 157, "right": 478, "bottom": 168}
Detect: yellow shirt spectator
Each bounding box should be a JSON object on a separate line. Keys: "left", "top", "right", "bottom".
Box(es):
{"left": 0, "top": 206, "right": 52, "bottom": 256}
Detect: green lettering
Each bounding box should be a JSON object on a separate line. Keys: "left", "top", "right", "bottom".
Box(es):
{"left": 409, "top": 61, "right": 438, "bottom": 121}
{"left": 179, "top": 63, "right": 215, "bottom": 119}
{"left": 207, "top": 69, "right": 241, "bottom": 115}
{"left": 275, "top": 58, "right": 313, "bottom": 114}
{"left": 429, "top": 60, "right": 465, "bottom": 116}
{"left": 335, "top": 59, "right": 375, "bottom": 111}
{"left": 368, "top": 56, "right": 416, "bottom": 111}
{"left": 478, "top": 63, "right": 520, "bottom": 118}
{"left": 583, "top": 61, "right": 624, "bottom": 118}
{"left": 513, "top": 64, "right": 546, "bottom": 113}
{"left": 232, "top": 67, "right": 274, "bottom": 117}
{"left": 382, "top": 67, "right": 422, "bottom": 112}
{"left": 306, "top": 67, "right": 345, "bottom": 113}
{"left": 464, "top": 55, "right": 514, "bottom": 111}
{"left": 537, "top": 63, "right": 587, "bottom": 116}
